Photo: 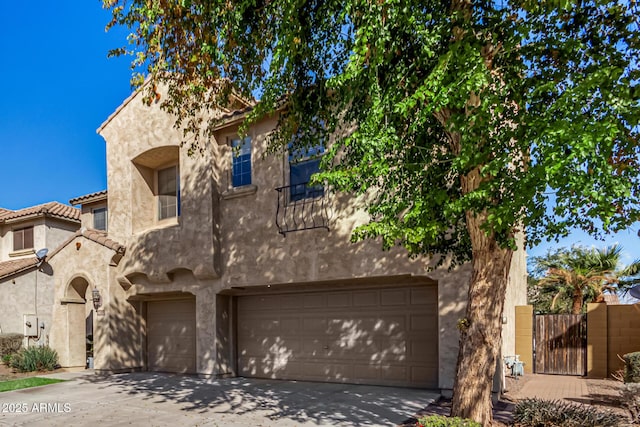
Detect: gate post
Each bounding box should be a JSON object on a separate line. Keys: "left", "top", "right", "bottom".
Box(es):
{"left": 586, "top": 302, "right": 608, "bottom": 378}
{"left": 515, "top": 305, "right": 534, "bottom": 374}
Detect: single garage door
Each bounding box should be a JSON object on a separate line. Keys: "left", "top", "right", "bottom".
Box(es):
{"left": 147, "top": 299, "right": 196, "bottom": 373}
{"left": 237, "top": 285, "right": 438, "bottom": 388}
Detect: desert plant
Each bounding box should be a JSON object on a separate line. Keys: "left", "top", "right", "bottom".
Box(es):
{"left": 623, "top": 351, "right": 640, "bottom": 383}
{"left": 416, "top": 415, "right": 481, "bottom": 427}
{"left": 513, "top": 398, "right": 624, "bottom": 427}
{"left": 0, "top": 333, "right": 23, "bottom": 358}
{"left": 620, "top": 383, "right": 640, "bottom": 424}
{"left": 10, "top": 346, "right": 59, "bottom": 373}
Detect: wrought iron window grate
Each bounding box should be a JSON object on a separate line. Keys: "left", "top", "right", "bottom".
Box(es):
{"left": 275, "top": 182, "right": 330, "bottom": 235}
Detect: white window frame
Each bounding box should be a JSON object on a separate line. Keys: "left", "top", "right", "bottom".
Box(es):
{"left": 156, "top": 164, "right": 180, "bottom": 221}
{"left": 92, "top": 207, "right": 108, "bottom": 231}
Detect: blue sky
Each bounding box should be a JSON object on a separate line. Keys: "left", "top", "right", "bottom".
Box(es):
{"left": 0, "top": 2, "right": 638, "bottom": 271}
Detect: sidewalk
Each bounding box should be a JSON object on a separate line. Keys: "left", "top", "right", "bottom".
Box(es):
{"left": 504, "top": 373, "right": 626, "bottom": 419}
{"left": 506, "top": 374, "right": 621, "bottom": 405}
{"left": 507, "top": 374, "right": 590, "bottom": 403}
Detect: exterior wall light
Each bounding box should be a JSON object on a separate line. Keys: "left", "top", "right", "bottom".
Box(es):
{"left": 92, "top": 288, "right": 102, "bottom": 310}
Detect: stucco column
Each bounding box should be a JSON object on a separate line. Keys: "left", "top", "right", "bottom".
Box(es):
{"left": 587, "top": 302, "right": 608, "bottom": 378}
{"left": 514, "top": 305, "right": 533, "bottom": 374}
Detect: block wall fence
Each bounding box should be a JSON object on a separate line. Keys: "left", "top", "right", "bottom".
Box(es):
{"left": 514, "top": 303, "right": 640, "bottom": 378}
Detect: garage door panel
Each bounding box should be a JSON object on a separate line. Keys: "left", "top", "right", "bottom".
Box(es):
{"left": 380, "top": 289, "right": 409, "bottom": 306}
{"left": 352, "top": 290, "right": 379, "bottom": 306}
{"left": 327, "top": 292, "right": 352, "bottom": 308}
{"left": 381, "top": 365, "right": 409, "bottom": 382}
{"left": 148, "top": 321, "right": 195, "bottom": 336}
{"left": 412, "top": 365, "right": 439, "bottom": 383}
{"left": 410, "top": 288, "right": 436, "bottom": 305}
{"left": 147, "top": 299, "right": 196, "bottom": 374}
{"left": 303, "top": 317, "right": 327, "bottom": 332}
{"left": 238, "top": 286, "right": 438, "bottom": 388}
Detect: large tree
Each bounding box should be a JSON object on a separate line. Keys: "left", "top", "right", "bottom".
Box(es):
{"left": 103, "top": 0, "right": 640, "bottom": 423}
{"left": 531, "top": 245, "right": 640, "bottom": 314}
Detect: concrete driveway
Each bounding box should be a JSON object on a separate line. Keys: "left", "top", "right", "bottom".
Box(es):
{"left": 0, "top": 371, "right": 439, "bottom": 426}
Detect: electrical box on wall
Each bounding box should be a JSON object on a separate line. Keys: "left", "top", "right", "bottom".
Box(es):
{"left": 23, "top": 315, "right": 38, "bottom": 337}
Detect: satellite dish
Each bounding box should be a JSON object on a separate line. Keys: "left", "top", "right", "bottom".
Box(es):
{"left": 630, "top": 285, "right": 640, "bottom": 300}
{"left": 36, "top": 248, "right": 49, "bottom": 260}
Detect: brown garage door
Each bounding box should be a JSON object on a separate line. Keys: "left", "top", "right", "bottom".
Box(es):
{"left": 237, "top": 285, "right": 438, "bottom": 388}
{"left": 147, "top": 299, "right": 196, "bottom": 373}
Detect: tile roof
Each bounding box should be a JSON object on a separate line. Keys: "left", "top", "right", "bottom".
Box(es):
{"left": 69, "top": 190, "right": 108, "bottom": 206}
{"left": 0, "top": 257, "right": 38, "bottom": 280}
{"left": 0, "top": 202, "right": 80, "bottom": 223}
{"left": 48, "top": 228, "right": 125, "bottom": 260}
{"left": 81, "top": 229, "right": 126, "bottom": 253}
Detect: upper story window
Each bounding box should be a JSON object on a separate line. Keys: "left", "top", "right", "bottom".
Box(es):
{"left": 13, "top": 226, "right": 34, "bottom": 251}
{"left": 93, "top": 207, "right": 107, "bottom": 231}
{"left": 289, "top": 144, "right": 324, "bottom": 201}
{"left": 231, "top": 136, "right": 252, "bottom": 187}
{"left": 157, "top": 165, "right": 180, "bottom": 220}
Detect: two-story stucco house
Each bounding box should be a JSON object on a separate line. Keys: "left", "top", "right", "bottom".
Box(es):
{"left": 0, "top": 203, "right": 80, "bottom": 345}
{"left": 46, "top": 87, "right": 527, "bottom": 395}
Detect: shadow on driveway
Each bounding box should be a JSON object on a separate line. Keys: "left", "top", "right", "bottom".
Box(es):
{"left": 1, "top": 372, "right": 439, "bottom": 426}
{"left": 88, "top": 373, "right": 438, "bottom": 426}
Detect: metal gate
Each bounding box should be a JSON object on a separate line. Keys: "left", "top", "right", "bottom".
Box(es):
{"left": 534, "top": 314, "right": 587, "bottom": 376}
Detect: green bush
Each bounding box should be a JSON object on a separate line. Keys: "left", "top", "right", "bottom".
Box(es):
{"left": 0, "top": 333, "right": 23, "bottom": 358}
{"left": 623, "top": 351, "right": 640, "bottom": 383}
{"left": 416, "top": 415, "right": 481, "bottom": 427}
{"left": 10, "top": 346, "right": 59, "bottom": 372}
{"left": 514, "top": 398, "right": 624, "bottom": 427}
{"left": 2, "top": 354, "right": 11, "bottom": 366}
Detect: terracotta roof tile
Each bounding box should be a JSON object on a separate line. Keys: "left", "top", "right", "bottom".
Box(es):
{"left": 48, "top": 228, "right": 125, "bottom": 260}
{"left": 69, "top": 190, "right": 108, "bottom": 206}
{"left": 0, "top": 257, "right": 38, "bottom": 280}
{"left": 82, "top": 229, "right": 125, "bottom": 253}
{"left": 0, "top": 202, "right": 80, "bottom": 223}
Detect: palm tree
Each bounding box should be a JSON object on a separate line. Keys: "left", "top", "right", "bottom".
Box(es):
{"left": 531, "top": 245, "right": 640, "bottom": 314}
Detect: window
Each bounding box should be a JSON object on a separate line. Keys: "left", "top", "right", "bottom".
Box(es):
{"left": 157, "top": 165, "right": 180, "bottom": 220}
{"left": 93, "top": 207, "right": 107, "bottom": 231}
{"left": 289, "top": 144, "right": 324, "bottom": 201}
{"left": 13, "top": 226, "right": 34, "bottom": 251}
{"left": 231, "top": 136, "right": 252, "bottom": 187}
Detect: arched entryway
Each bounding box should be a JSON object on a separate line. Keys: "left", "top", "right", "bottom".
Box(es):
{"left": 62, "top": 276, "right": 94, "bottom": 368}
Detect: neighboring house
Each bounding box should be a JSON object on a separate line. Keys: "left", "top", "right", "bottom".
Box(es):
{"left": 46, "top": 87, "right": 527, "bottom": 395}
{"left": 0, "top": 202, "right": 80, "bottom": 346}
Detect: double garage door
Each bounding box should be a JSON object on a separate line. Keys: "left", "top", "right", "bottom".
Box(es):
{"left": 237, "top": 285, "right": 438, "bottom": 388}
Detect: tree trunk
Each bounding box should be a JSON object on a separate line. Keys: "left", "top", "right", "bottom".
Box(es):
{"left": 449, "top": 161, "right": 514, "bottom": 424}
{"left": 450, "top": 219, "right": 514, "bottom": 424}
{"left": 571, "top": 289, "right": 583, "bottom": 314}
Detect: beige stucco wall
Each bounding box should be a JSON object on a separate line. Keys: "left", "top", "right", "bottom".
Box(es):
{"left": 0, "top": 217, "right": 78, "bottom": 347}
{"left": 0, "top": 219, "right": 46, "bottom": 260}
{"left": 501, "top": 234, "right": 528, "bottom": 358}
{"left": 79, "top": 201, "right": 108, "bottom": 230}
{"left": 99, "top": 91, "right": 220, "bottom": 285}
{"left": 0, "top": 268, "right": 54, "bottom": 346}
{"left": 89, "top": 90, "right": 528, "bottom": 390}
{"left": 48, "top": 237, "right": 135, "bottom": 371}
{"left": 0, "top": 218, "right": 79, "bottom": 261}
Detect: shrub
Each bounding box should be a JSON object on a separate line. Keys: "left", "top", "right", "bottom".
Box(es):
{"left": 623, "top": 351, "right": 640, "bottom": 383}
{"left": 621, "top": 383, "right": 640, "bottom": 424}
{"left": 2, "top": 354, "right": 11, "bottom": 366}
{"left": 514, "top": 398, "right": 624, "bottom": 427}
{"left": 10, "top": 346, "right": 59, "bottom": 372}
{"left": 416, "top": 415, "right": 481, "bottom": 427}
{"left": 0, "top": 333, "right": 23, "bottom": 358}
